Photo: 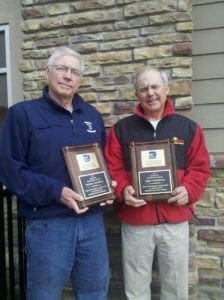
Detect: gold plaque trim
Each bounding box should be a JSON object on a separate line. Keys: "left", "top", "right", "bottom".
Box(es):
{"left": 62, "top": 143, "right": 115, "bottom": 208}
{"left": 129, "top": 139, "right": 178, "bottom": 201}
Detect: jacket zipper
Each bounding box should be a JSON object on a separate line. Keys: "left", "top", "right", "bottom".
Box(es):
{"left": 70, "top": 119, "right": 77, "bottom": 134}
{"left": 152, "top": 128, "right": 162, "bottom": 223}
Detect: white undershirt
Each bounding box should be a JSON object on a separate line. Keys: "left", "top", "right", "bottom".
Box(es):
{"left": 149, "top": 119, "right": 160, "bottom": 130}
{"left": 67, "top": 106, "right": 73, "bottom": 113}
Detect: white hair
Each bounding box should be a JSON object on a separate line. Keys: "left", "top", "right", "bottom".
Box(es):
{"left": 47, "top": 47, "right": 84, "bottom": 74}
{"left": 133, "top": 66, "right": 169, "bottom": 90}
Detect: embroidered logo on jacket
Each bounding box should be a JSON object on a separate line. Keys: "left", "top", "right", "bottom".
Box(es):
{"left": 84, "top": 121, "right": 96, "bottom": 133}
{"left": 171, "top": 137, "right": 184, "bottom": 145}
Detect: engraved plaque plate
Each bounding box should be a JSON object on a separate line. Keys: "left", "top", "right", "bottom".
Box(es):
{"left": 62, "top": 143, "right": 115, "bottom": 208}
{"left": 129, "top": 139, "right": 178, "bottom": 201}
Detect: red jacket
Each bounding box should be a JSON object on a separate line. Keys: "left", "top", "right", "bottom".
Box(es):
{"left": 105, "top": 99, "right": 210, "bottom": 225}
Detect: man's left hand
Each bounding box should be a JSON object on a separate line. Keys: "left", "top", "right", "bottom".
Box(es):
{"left": 168, "top": 186, "right": 189, "bottom": 206}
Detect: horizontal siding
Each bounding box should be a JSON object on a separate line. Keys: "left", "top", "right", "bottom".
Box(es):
{"left": 192, "top": 1, "right": 224, "bottom": 152}
{"left": 201, "top": 129, "right": 224, "bottom": 153}
{"left": 192, "top": 54, "right": 224, "bottom": 80}
{"left": 191, "top": 104, "right": 224, "bottom": 128}
{"left": 193, "top": 2, "right": 224, "bottom": 30}
{"left": 193, "top": 28, "right": 224, "bottom": 55}
{"left": 193, "top": 0, "right": 224, "bottom": 4}
{"left": 192, "top": 79, "right": 224, "bottom": 104}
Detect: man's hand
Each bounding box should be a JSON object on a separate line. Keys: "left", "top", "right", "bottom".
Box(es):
{"left": 99, "top": 180, "right": 117, "bottom": 206}
{"left": 60, "top": 187, "right": 89, "bottom": 214}
{"left": 99, "top": 199, "right": 114, "bottom": 206}
{"left": 123, "top": 185, "right": 146, "bottom": 207}
{"left": 168, "top": 186, "right": 189, "bottom": 206}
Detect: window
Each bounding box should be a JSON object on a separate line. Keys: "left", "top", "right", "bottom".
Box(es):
{"left": 0, "top": 25, "right": 12, "bottom": 110}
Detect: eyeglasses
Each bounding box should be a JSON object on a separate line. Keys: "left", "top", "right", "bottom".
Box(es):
{"left": 136, "top": 84, "right": 163, "bottom": 94}
{"left": 50, "top": 64, "right": 83, "bottom": 77}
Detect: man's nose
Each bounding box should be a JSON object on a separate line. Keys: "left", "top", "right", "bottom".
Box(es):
{"left": 146, "top": 86, "right": 154, "bottom": 94}
{"left": 64, "top": 69, "right": 72, "bottom": 77}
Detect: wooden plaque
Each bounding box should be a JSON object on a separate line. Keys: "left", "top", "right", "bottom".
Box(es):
{"left": 62, "top": 143, "right": 115, "bottom": 208}
{"left": 129, "top": 139, "right": 178, "bottom": 201}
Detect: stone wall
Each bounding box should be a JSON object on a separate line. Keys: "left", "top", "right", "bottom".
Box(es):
{"left": 20, "top": 0, "right": 193, "bottom": 126}
{"left": 19, "top": 0, "right": 224, "bottom": 299}
{"left": 194, "top": 154, "right": 224, "bottom": 299}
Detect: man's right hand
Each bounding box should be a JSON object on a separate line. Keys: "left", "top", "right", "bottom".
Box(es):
{"left": 60, "top": 187, "right": 89, "bottom": 214}
{"left": 123, "top": 185, "right": 146, "bottom": 207}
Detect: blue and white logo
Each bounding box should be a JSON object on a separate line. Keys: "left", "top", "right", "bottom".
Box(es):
{"left": 84, "top": 121, "right": 96, "bottom": 133}
{"left": 83, "top": 154, "right": 91, "bottom": 162}
{"left": 148, "top": 151, "right": 157, "bottom": 159}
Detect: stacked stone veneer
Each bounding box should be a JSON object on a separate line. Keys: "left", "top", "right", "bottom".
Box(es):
{"left": 194, "top": 154, "right": 224, "bottom": 300}
{"left": 20, "top": 0, "right": 223, "bottom": 299}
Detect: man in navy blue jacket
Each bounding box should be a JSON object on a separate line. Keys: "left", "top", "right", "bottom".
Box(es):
{"left": 0, "top": 47, "right": 113, "bottom": 300}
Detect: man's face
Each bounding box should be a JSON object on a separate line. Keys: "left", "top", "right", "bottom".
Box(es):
{"left": 46, "top": 55, "right": 82, "bottom": 102}
{"left": 135, "top": 70, "right": 169, "bottom": 119}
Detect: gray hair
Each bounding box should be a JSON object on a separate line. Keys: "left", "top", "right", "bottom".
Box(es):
{"left": 47, "top": 47, "right": 84, "bottom": 74}
{"left": 133, "top": 66, "right": 169, "bottom": 90}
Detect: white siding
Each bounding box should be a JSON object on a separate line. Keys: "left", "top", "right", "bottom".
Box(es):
{"left": 192, "top": 1, "right": 224, "bottom": 152}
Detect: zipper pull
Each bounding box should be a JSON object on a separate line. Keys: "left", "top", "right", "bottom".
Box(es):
{"left": 70, "top": 119, "right": 77, "bottom": 134}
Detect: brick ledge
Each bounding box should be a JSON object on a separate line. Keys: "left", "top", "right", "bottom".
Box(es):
{"left": 209, "top": 153, "right": 224, "bottom": 168}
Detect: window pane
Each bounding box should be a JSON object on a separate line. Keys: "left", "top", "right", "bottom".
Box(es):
{"left": 0, "top": 74, "right": 8, "bottom": 107}
{"left": 0, "top": 31, "right": 6, "bottom": 68}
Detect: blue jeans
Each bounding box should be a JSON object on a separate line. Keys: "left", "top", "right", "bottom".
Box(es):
{"left": 25, "top": 213, "right": 109, "bottom": 300}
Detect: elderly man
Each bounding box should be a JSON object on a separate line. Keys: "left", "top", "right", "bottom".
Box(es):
{"left": 105, "top": 66, "right": 210, "bottom": 300}
{"left": 0, "top": 47, "right": 112, "bottom": 300}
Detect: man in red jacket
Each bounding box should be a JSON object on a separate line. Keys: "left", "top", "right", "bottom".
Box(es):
{"left": 105, "top": 66, "right": 210, "bottom": 300}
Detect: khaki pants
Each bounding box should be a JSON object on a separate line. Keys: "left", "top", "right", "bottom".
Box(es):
{"left": 122, "top": 222, "right": 189, "bottom": 300}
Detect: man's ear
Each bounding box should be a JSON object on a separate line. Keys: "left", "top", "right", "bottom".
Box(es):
{"left": 45, "top": 67, "right": 49, "bottom": 80}
{"left": 166, "top": 85, "right": 170, "bottom": 95}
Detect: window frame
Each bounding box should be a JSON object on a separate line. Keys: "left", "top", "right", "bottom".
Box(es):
{"left": 0, "top": 24, "right": 12, "bottom": 108}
